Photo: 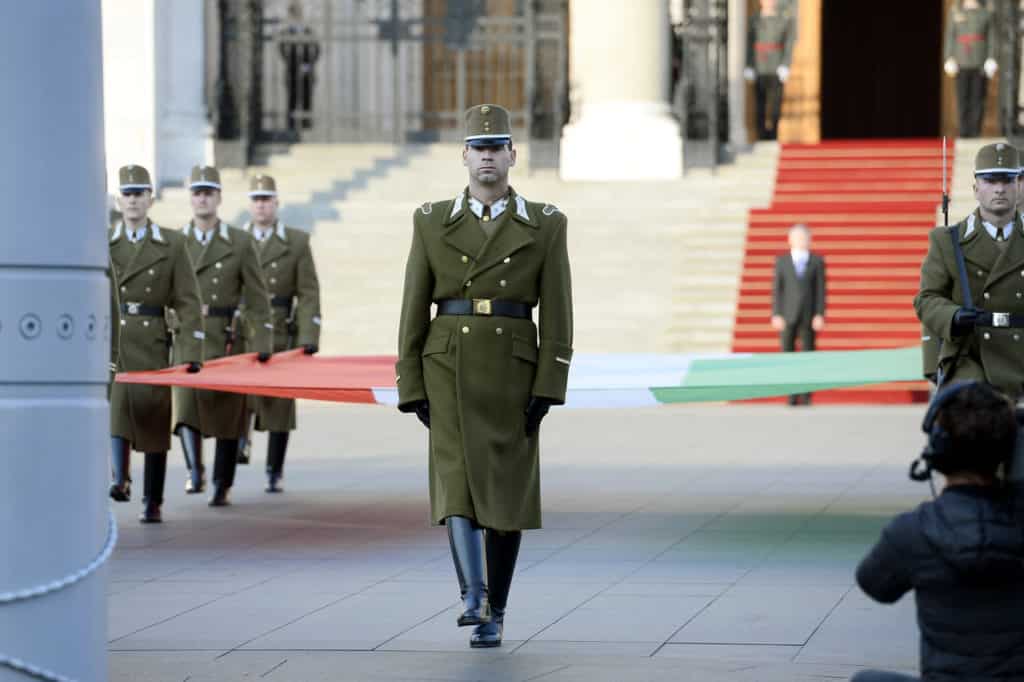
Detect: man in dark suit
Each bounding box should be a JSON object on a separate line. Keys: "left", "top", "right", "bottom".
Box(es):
{"left": 771, "top": 223, "right": 826, "bottom": 405}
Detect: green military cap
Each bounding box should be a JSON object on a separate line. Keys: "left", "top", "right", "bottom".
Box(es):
{"left": 248, "top": 174, "right": 277, "bottom": 198}
{"left": 189, "top": 165, "right": 221, "bottom": 191}
{"left": 974, "top": 142, "right": 1021, "bottom": 181}
{"left": 118, "top": 164, "right": 152, "bottom": 192}
{"left": 464, "top": 104, "right": 512, "bottom": 147}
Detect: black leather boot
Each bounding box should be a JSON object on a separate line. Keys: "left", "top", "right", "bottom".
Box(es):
{"left": 109, "top": 437, "right": 132, "bottom": 502}
{"left": 447, "top": 516, "right": 490, "bottom": 627}
{"left": 265, "top": 431, "right": 289, "bottom": 493}
{"left": 209, "top": 438, "right": 239, "bottom": 507}
{"left": 178, "top": 425, "right": 205, "bottom": 493}
{"left": 237, "top": 410, "right": 254, "bottom": 464}
{"left": 139, "top": 452, "right": 167, "bottom": 523}
{"left": 471, "top": 530, "right": 521, "bottom": 648}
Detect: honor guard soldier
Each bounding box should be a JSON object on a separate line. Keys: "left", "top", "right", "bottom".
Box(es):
{"left": 396, "top": 104, "right": 574, "bottom": 648}
{"left": 108, "top": 165, "right": 204, "bottom": 523}
{"left": 915, "top": 143, "right": 1024, "bottom": 397}
{"left": 237, "top": 174, "right": 321, "bottom": 493}
{"left": 173, "top": 165, "right": 274, "bottom": 506}
{"left": 744, "top": 0, "right": 795, "bottom": 141}
{"left": 944, "top": 0, "right": 998, "bottom": 138}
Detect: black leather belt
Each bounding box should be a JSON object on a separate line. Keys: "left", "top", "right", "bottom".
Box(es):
{"left": 436, "top": 298, "right": 532, "bottom": 319}
{"left": 120, "top": 302, "right": 164, "bottom": 317}
{"left": 205, "top": 305, "right": 237, "bottom": 318}
{"left": 271, "top": 295, "right": 292, "bottom": 308}
{"left": 977, "top": 312, "right": 1024, "bottom": 328}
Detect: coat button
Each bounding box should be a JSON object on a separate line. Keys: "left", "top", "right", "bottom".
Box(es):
{"left": 215, "top": 262, "right": 222, "bottom": 269}
{"left": 499, "top": 279, "right": 507, "bottom": 287}
{"left": 211, "top": 294, "right": 218, "bottom": 301}
{"left": 504, "top": 257, "right": 511, "bottom": 264}
{"left": 1018, "top": 293, "right": 1022, "bottom": 299}
{"left": 120, "top": 286, "right": 126, "bottom": 293}
{"left": 271, "top": 262, "right": 278, "bottom": 269}
{"left": 461, "top": 326, "right": 470, "bottom": 334}
{"left": 496, "top": 328, "right": 503, "bottom": 335}
{"left": 462, "top": 255, "right": 469, "bottom": 264}
{"left": 1015, "top": 334, "right": 1021, "bottom": 342}
{"left": 977, "top": 270, "right": 984, "bottom": 276}
{"left": 464, "top": 280, "right": 472, "bottom": 288}
{"left": 142, "top": 320, "right": 150, "bottom": 327}
{"left": 148, "top": 269, "right": 155, "bottom": 275}
{"left": 212, "top": 277, "right": 219, "bottom": 284}
{"left": 145, "top": 287, "right": 151, "bottom": 293}
{"left": 984, "top": 332, "right": 991, "bottom": 340}
{"left": 270, "top": 277, "right": 277, "bottom": 284}
{"left": 120, "top": 319, "right": 126, "bottom": 326}
{"left": 984, "top": 292, "right": 991, "bottom": 299}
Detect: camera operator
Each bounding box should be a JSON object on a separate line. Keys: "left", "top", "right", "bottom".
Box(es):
{"left": 851, "top": 381, "right": 1024, "bottom": 682}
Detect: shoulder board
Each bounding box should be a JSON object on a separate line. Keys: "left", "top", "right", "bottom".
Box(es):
{"left": 419, "top": 201, "right": 433, "bottom": 215}
{"left": 542, "top": 203, "right": 561, "bottom": 217}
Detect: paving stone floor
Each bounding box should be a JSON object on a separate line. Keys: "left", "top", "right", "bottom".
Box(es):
{"left": 109, "top": 402, "right": 929, "bottom": 681}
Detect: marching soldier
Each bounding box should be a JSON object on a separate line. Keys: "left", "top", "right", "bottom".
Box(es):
{"left": 915, "top": 143, "right": 1024, "bottom": 397}
{"left": 943, "top": 0, "right": 998, "bottom": 138}
{"left": 744, "top": 0, "right": 796, "bottom": 141}
{"left": 108, "top": 165, "right": 204, "bottom": 523}
{"left": 396, "top": 104, "right": 573, "bottom": 648}
{"left": 237, "top": 174, "right": 321, "bottom": 493}
{"left": 173, "top": 165, "right": 274, "bottom": 507}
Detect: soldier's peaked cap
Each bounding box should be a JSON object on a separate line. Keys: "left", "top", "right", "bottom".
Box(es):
{"left": 189, "top": 165, "right": 222, "bottom": 191}
{"left": 118, "top": 164, "right": 153, "bottom": 192}
{"left": 248, "top": 174, "right": 278, "bottom": 198}
{"left": 464, "top": 104, "right": 512, "bottom": 147}
{"left": 974, "top": 143, "right": 1021, "bottom": 177}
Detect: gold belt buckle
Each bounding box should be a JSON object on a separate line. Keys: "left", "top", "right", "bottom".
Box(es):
{"left": 473, "top": 299, "right": 493, "bottom": 316}
{"left": 126, "top": 302, "right": 141, "bottom": 315}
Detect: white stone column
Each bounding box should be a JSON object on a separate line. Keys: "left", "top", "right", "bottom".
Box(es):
{"left": 0, "top": 3, "right": 110, "bottom": 681}
{"left": 728, "top": 0, "right": 749, "bottom": 149}
{"left": 560, "top": 0, "right": 682, "bottom": 181}
{"left": 103, "top": 0, "right": 211, "bottom": 192}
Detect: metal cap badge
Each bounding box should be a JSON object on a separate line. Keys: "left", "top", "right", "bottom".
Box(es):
{"left": 464, "top": 104, "right": 512, "bottom": 148}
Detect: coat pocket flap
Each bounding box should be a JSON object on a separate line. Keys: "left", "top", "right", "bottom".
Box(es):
{"left": 511, "top": 336, "right": 539, "bottom": 364}
{"left": 422, "top": 330, "right": 452, "bottom": 357}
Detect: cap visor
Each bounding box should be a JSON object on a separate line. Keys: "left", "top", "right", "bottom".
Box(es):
{"left": 247, "top": 191, "right": 277, "bottom": 198}
{"left": 119, "top": 184, "right": 152, "bottom": 191}
{"left": 190, "top": 182, "right": 222, "bottom": 191}
{"left": 975, "top": 172, "right": 1019, "bottom": 182}
{"left": 465, "top": 136, "right": 512, "bottom": 147}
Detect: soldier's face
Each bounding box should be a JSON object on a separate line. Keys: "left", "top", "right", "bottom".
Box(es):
{"left": 117, "top": 190, "right": 153, "bottom": 221}
{"left": 760, "top": 0, "right": 777, "bottom": 13}
{"left": 250, "top": 196, "right": 279, "bottom": 224}
{"left": 974, "top": 175, "right": 1019, "bottom": 218}
{"left": 190, "top": 188, "right": 221, "bottom": 219}
{"left": 463, "top": 144, "right": 516, "bottom": 185}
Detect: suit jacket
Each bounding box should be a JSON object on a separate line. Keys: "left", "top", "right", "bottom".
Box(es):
{"left": 772, "top": 252, "right": 826, "bottom": 326}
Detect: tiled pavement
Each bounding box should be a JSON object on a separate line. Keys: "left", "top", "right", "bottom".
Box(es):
{"left": 109, "top": 402, "right": 927, "bottom": 681}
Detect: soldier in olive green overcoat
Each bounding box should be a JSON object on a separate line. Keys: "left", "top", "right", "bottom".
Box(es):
{"left": 943, "top": 0, "right": 999, "bottom": 138}
{"left": 173, "top": 165, "right": 274, "bottom": 507}
{"left": 109, "top": 164, "right": 204, "bottom": 523}
{"left": 915, "top": 143, "right": 1024, "bottom": 398}
{"left": 744, "top": 0, "right": 796, "bottom": 140}
{"left": 396, "top": 104, "right": 573, "bottom": 649}
{"left": 238, "top": 174, "right": 322, "bottom": 493}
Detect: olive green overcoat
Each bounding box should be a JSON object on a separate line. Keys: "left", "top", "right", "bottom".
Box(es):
{"left": 914, "top": 210, "right": 1024, "bottom": 398}
{"left": 396, "top": 187, "right": 573, "bottom": 531}
{"left": 241, "top": 221, "right": 321, "bottom": 432}
{"left": 173, "top": 221, "right": 273, "bottom": 438}
{"left": 944, "top": 5, "right": 995, "bottom": 70}
{"left": 109, "top": 222, "right": 204, "bottom": 452}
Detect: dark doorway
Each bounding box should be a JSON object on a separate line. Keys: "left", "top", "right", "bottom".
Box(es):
{"left": 821, "top": 1, "right": 943, "bottom": 138}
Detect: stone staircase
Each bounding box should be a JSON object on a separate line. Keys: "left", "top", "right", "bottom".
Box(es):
{"left": 149, "top": 142, "right": 778, "bottom": 356}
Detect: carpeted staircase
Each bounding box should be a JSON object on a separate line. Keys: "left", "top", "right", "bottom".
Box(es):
{"left": 731, "top": 139, "right": 955, "bottom": 403}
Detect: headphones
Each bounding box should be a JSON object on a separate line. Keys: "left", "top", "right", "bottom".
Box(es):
{"left": 910, "top": 380, "right": 1008, "bottom": 481}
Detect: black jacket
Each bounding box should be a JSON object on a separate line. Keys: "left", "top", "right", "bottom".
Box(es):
{"left": 856, "top": 485, "right": 1024, "bottom": 681}
{"left": 771, "top": 252, "right": 825, "bottom": 326}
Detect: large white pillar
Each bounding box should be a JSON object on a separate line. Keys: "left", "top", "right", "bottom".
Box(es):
{"left": 0, "top": 3, "right": 110, "bottom": 682}
{"left": 103, "top": 0, "right": 210, "bottom": 192}
{"left": 728, "top": 0, "right": 749, "bottom": 149}
{"left": 560, "top": 0, "right": 682, "bottom": 181}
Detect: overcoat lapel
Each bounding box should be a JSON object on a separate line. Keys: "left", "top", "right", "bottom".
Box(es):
{"left": 465, "top": 188, "right": 536, "bottom": 280}
{"left": 121, "top": 222, "right": 169, "bottom": 281}
{"left": 197, "top": 223, "right": 232, "bottom": 273}
{"left": 960, "top": 211, "right": 1001, "bottom": 271}
{"left": 986, "top": 215, "right": 1024, "bottom": 287}
{"left": 442, "top": 190, "right": 486, "bottom": 259}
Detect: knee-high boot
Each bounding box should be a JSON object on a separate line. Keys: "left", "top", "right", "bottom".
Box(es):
{"left": 471, "top": 530, "right": 521, "bottom": 648}
{"left": 109, "top": 436, "right": 132, "bottom": 502}
{"left": 139, "top": 452, "right": 167, "bottom": 523}
{"left": 210, "top": 438, "right": 239, "bottom": 507}
{"left": 447, "top": 516, "right": 490, "bottom": 627}
{"left": 265, "top": 431, "right": 289, "bottom": 493}
{"left": 178, "top": 425, "right": 205, "bottom": 493}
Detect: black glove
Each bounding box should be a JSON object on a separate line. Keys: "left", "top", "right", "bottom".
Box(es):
{"left": 525, "top": 397, "right": 554, "bottom": 437}
{"left": 258, "top": 352, "right": 272, "bottom": 363}
{"left": 951, "top": 307, "right": 982, "bottom": 337}
{"left": 412, "top": 400, "right": 430, "bottom": 429}
{"left": 186, "top": 362, "right": 202, "bottom": 374}
{"left": 303, "top": 344, "right": 319, "bottom": 355}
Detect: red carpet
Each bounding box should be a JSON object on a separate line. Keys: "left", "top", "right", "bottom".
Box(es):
{"left": 731, "top": 140, "right": 953, "bottom": 403}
